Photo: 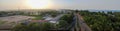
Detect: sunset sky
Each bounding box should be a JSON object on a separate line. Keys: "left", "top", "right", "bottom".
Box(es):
{"left": 0, "top": 0, "right": 120, "bottom": 10}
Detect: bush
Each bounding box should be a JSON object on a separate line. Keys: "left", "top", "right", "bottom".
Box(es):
{"left": 58, "top": 20, "right": 68, "bottom": 28}
{"left": 12, "top": 22, "right": 54, "bottom": 31}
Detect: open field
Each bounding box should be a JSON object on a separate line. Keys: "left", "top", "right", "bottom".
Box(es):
{"left": 0, "top": 15, "right": 35, "bottom": 24}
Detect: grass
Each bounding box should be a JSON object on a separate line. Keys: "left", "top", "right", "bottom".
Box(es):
{"left": 0, "top": 20, "right": 6, "bottom": 25}
{"left": 29, "top": 15, "right": 43, "bottom": 20}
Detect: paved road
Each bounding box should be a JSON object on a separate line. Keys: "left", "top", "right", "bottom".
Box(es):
{"left": 76, "top": 13, "right": 92, "bottom": 31}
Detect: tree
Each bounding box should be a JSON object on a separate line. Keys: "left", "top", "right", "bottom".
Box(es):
{"left": 79, "top": 10, "right": 120, "bottom": 31}
{"left": 60, "top": 14, "right": 73, "bottom": 24}
{"left": 58, "top": 20, "right": 68, "bottom": 28}
{"left": 12, "top": 22, "right": 54, "bottom": 31}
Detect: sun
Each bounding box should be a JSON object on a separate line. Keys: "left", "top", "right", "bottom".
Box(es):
{"left": 26, "top": 0, "right": 52, "bottom": 9}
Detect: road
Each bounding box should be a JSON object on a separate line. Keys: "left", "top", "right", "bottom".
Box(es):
{"left": 76, "top": 13, "right": 92, "bottom": 31}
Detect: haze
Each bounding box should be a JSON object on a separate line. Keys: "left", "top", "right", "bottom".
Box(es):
{"left": 0, "top": 0, "right": 120, "bottom": 10}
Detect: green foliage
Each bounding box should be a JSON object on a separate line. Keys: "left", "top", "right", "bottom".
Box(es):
{"left": 60, "top": 14, "right": 73, "bottom": 24}
{"left": 31, "top": 15, "right": 43, "bottom": 20}
{"left": 58, "top": 20, "right": 68, "bottom": 28}
{"left": 0, "top": 10, "right": 59, "bottom": 17}
{"left": 0, "top": 20, "right": 6, "bottom": 25}
{"left": 79, "top": 11, "right": 120, "bottom": 31}
{"left": 0, "top": 11, "right": 25, "bottom": 17}
{"left": 12, "top": 22, "right": 54, "bottom": 31}
{"left": 40, "top": 11, "right": 59, "bottom": 17}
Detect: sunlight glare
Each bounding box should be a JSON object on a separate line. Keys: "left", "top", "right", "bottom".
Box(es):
{"left": 26, "top": 0, "right": 52, "bottom": 9}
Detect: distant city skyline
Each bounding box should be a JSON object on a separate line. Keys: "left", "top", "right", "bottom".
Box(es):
{"left": 0, "top": 0, "right": 120, "bottom": 10}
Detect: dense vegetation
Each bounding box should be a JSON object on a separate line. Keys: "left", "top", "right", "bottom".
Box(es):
{"left": 12, "top": 22, "right": 55, "bottom": 31}
{"left": 0, "top": 10, "right": 59, "bottom": 20}
{"left": 0, "top": 10, "right": 59, "bottom": 17}
{"left": 58, "top": 14, "right": 74, "bottom": 28}
{"left": 79, "top": 10, "right": 120, "bottom": 31}
{"left": 2, "top": 10, "right": 120, "bottom": 31}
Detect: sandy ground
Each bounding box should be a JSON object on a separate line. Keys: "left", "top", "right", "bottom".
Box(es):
{"left": 0, "top": 15, "right": 35, "bottom": 24}
{"left": 0, "top": 15, "right": 35, "bottom": 30}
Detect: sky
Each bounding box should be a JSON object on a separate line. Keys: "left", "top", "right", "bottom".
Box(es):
{"left": 0, "top": 0, "right": 120, "bottom": 10}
